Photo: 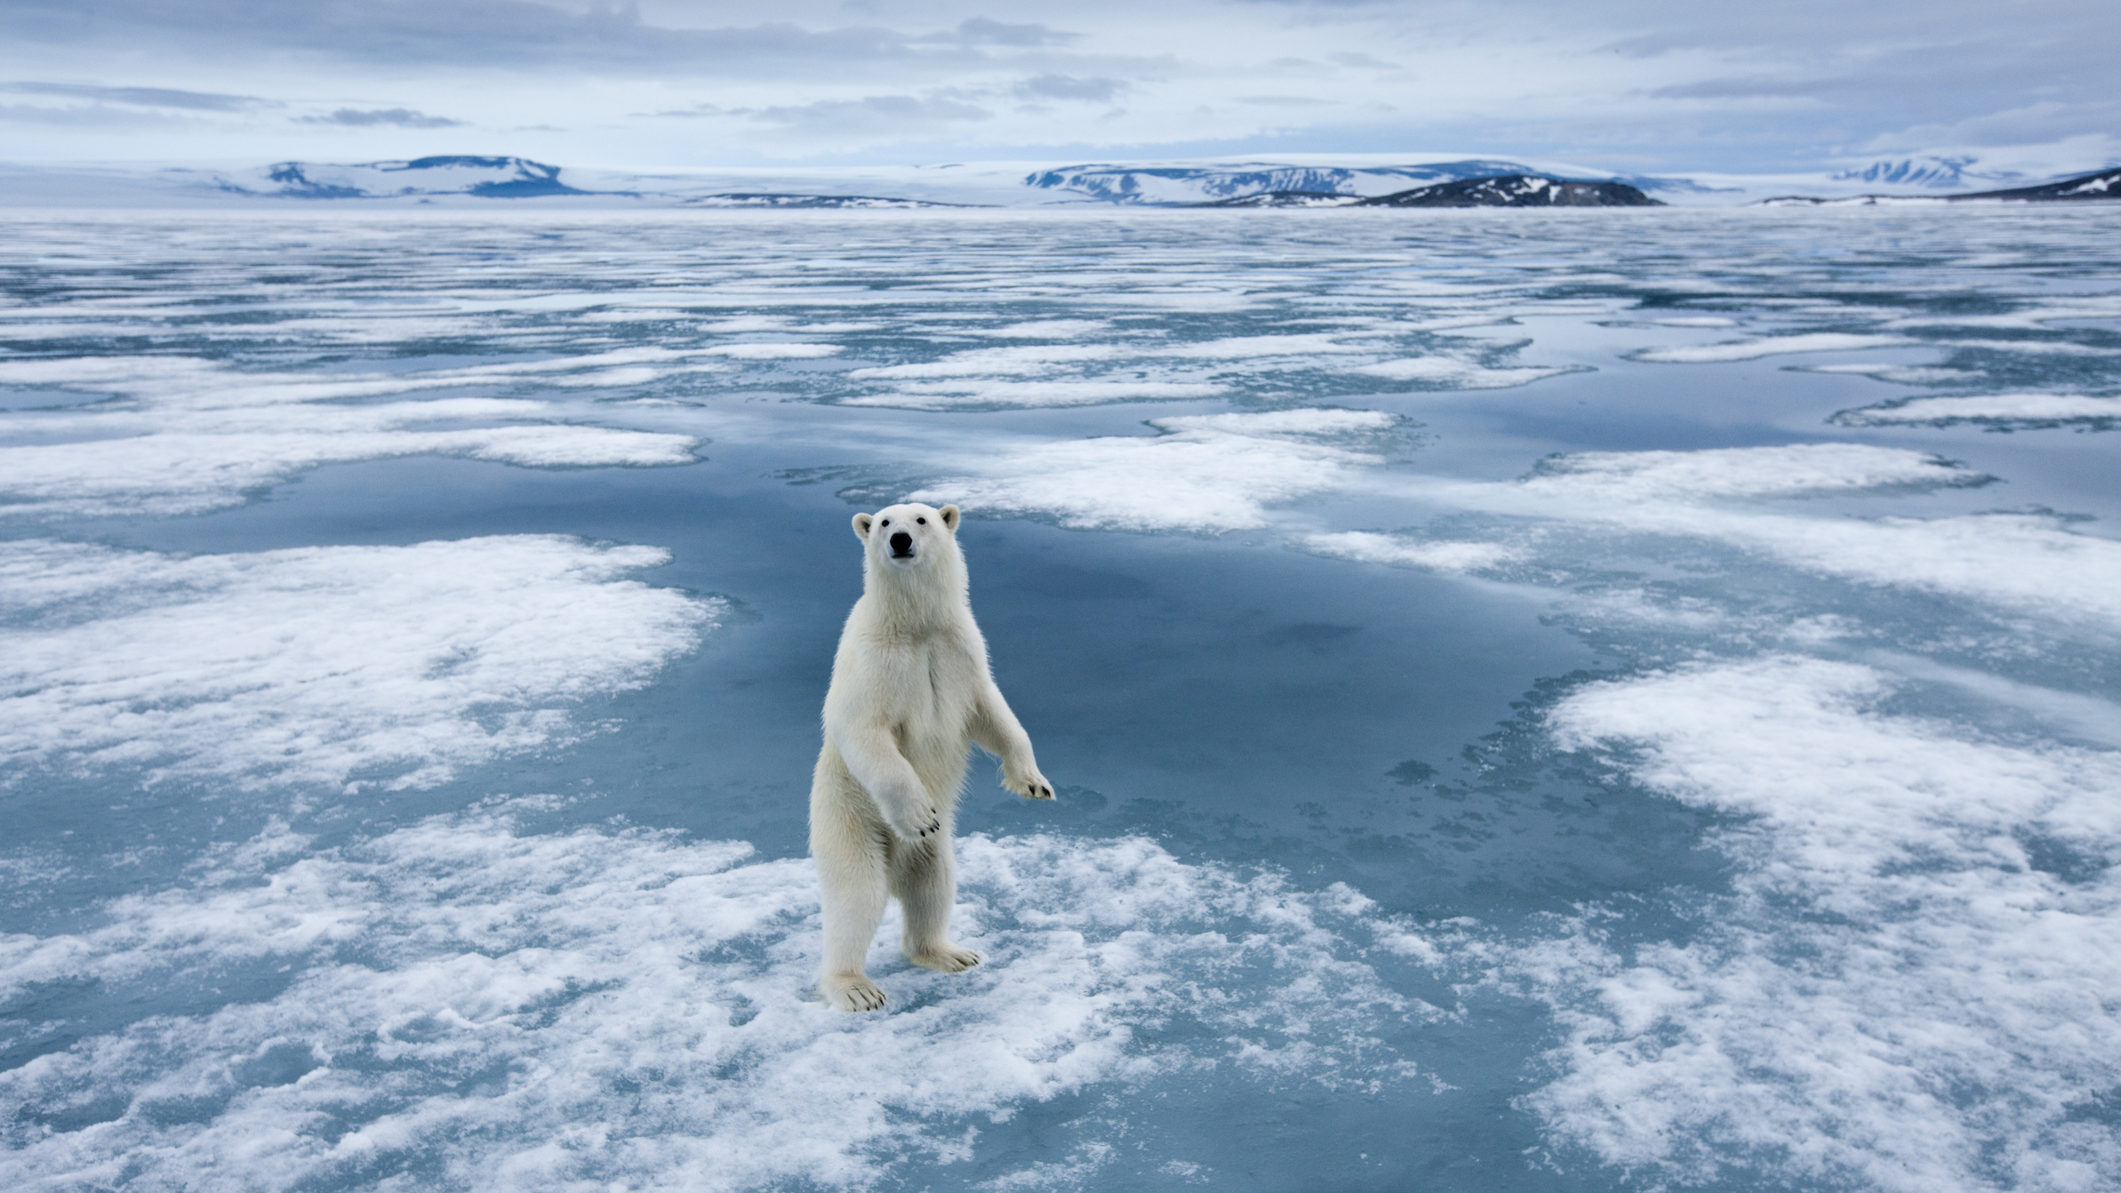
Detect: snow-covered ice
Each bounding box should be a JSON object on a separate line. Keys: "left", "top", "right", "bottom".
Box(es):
{"left": 3, "top": 205, "right": 2118, "bottom": 1193}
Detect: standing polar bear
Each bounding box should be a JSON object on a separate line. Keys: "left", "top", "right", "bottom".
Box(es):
{"left": 811, "top": 501, "right": 1054, "bottom": 1012}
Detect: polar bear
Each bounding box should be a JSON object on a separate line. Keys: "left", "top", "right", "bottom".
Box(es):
{"left": 811, "top": 501, "right": 1054, "bottom": 1012}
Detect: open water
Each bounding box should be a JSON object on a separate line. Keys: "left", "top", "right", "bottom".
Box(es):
{"left": 2, "top": 206, "right": 2118, "bottom": 1192}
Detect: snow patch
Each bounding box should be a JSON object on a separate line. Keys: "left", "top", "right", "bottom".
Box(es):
{"left": 1303, "top": 532, "right": 1522, "bottom": 574}
{"left": 1350, "top": 356, "right": 1572, "bottom": 388}
{"left": 0, "top": 810, "right": 1419, "bottom": 1191}
{"left": 1520, "top": 443, "right": 1976, "bottom": 502}
{"left": 0, "top": 537, "right": 716, "bottom": 790}
{"left": 1525, "top": 657, "right": 2121, "bottom": 1193}
{"left": 1833, "top": 392, "right": 2121, "bottom": 428}
{"left": 908, "top": 410, "right": 1398, "bottom": 531}
{"left": 0, "top": 354, "right": 699, "bottom": 517}
{"left": 1634, "top": 333, "right": 1914, "bottom": 363}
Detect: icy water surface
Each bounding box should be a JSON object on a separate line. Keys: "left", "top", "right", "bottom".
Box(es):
{"left": 2, "top": 207, "right": 2119, "bottom": 1192}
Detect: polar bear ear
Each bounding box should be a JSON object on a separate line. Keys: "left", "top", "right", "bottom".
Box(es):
{"left": 939, "top": 504, "right": 960, "bottom": 532}
{"left": 852, "top": 512, "right": 874, "bottom": 541}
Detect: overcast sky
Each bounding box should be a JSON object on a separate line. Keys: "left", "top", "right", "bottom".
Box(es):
{"left": 3, "top": 0, "right": 2114, "bottom": 176}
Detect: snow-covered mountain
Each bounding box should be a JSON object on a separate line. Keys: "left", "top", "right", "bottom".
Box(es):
{"left": 1832, "top": 156, "right": 2024, "bottom": 189}
{"left": 678, "top": 192, "right": 958, "bottom": 209}
{"left": 1359, "top": 175, "right": 1661, "bottom": 207}
{"left": 212, "top": 156, "right": 597, "bottom": 199}
{"left": 1961, "top": 166, "right": 2121, "bottom": 201}
{"left": 1759, "top": 166, "right": 2121, "bottom": 206}
{"left": 1023, "top": 160, "right": 1544, "bottom": 205}
{"left": 1203, "top": 175, "right": 1661, "bottom": 208}
{"left": 2, "top": 153, "right": 1967, "bottom": 210}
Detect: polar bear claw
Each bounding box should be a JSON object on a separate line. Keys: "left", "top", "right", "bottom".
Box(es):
{"left": 823, "top": 974, "right": 888, "bottom": 1013}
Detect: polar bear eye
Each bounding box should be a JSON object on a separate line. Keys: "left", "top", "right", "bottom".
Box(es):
{"left": 879, "top": 518, "right": 889, "bottom": 527}
{"left": 916, "top": 516, "right": 926, "bottom": 525}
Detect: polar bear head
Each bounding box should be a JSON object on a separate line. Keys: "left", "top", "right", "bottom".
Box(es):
{"left": 852, "top": 503, "right": 966, "bottom": 604}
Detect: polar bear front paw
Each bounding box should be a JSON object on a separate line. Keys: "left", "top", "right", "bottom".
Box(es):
{"left": 890, "top": 803, "right": 943, "bottom": 841}
{"left": 908, "top": 944, "right": 982, "bottom": 973}
{"left": 1003, "top": 764, "right": 1054, "bottom": 800}
{"left": 822, "top": 974, "right": 888, "bottom": 1012}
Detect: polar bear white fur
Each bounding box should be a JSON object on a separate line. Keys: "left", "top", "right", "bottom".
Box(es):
{"left": 811, "top": 501, "right": 1054, "bottom": 1012}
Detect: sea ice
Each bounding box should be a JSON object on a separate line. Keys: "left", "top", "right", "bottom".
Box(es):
{"left": 1524, "top": 657, "right": 2121, "bottom": 1193}
{"left": 0, "top": 808, "right": 1422, "bottom": 1192}
{"left": 0, "top": 536, "right": 717, "bottom": 790}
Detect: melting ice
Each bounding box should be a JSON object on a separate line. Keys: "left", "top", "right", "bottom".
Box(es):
{"left": 2, "top": 207, "right": 2118, "bottom": 1192}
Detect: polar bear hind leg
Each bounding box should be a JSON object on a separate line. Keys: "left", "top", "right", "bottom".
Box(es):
{"left": 813, "top": 789, "right": 892, "bottom": 1012}
{"left": 891, "top": 833, "right": 982, "bottom": 973}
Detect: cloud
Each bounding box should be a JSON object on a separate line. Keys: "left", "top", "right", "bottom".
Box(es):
{"left": 734, "top": 93, "right": 994, "bottom": 136}
{"left": 1, "top": 81, "right": 275, "bottom": 111}
{"left": 949, "top": 17, "right": 1076, "bottom": 47}
{"left": 0, "top": 103, "right": 193, "bottom": 127}
{"left": 295, "top": 106, "right": 464, "bottom": 128}
{"left": 0, "top": 1, "right": 1031, "bottom": 77}
{"left": 1865, "top": 101, "right": 2121, "bottom": 152}
{"left": 1014, "top": 74, "right": 1126, "bottom": 103}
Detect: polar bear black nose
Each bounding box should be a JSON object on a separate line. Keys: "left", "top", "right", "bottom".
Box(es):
{"left": 889, "top": 531, "right": 914, "bottom": 556}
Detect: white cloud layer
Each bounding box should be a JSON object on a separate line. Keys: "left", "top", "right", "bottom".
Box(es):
{"left": 1, "top": 0, "right": 2115, "bottom": 173}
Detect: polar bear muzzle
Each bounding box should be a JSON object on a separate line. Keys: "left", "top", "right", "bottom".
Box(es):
{"left": 889, "top": 530, "right": 915, "bottom": 558}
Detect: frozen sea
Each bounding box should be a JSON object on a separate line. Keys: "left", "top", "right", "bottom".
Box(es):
{"left": 2, "top": 206, "right": 2118, "bottom": 1192}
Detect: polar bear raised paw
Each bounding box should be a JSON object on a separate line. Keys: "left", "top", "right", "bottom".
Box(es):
{"left": 823, "top": 974, "right": 888, "bottom": 1013}
{"left": 1004, "top": 764, "right": 1055, "bottom": 800}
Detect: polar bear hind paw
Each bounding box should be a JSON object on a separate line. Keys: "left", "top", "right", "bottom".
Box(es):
{"left": 823, "top": 974, "right": 888, "bottom": 1012}
{"left": 909, "top": 944, "right": 982, "bottom": 973}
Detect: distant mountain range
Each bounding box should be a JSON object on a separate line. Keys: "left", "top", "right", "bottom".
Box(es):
{"left": 217, "top": 156, "right": 599, "bottom": 199}
{"left": 1959, "top": 168, "right": 2121, "bottom": 201}
{"left": 1832, "top": 155, "right": 2024, "bottom": 189}
{"left": 678, "top": 192, "right": 957, "bottom": 209}
{"left": 1024, "top": 160, "right": 1541, "bottom": 204}
{"left": 187, "top": 155, "right": 1679, "bottom": 209}
{"left": 1761, "top": 166, "right": 2121, "bottom": 206}
{"left": 1202, "top": 175, "right": 1660, "bottom": 208}
{"left": 26, "top": 153, "right": 2111, "bottom": 211}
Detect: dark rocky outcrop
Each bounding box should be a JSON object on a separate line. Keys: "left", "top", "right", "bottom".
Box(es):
{"left": 1356, "top": 175, "right": 1663, "bottom": 207}
{"left": 1950, "top": 167, "right": 2121, "bottom": 201}
{"left": 1760, "top": 166, "right": 2121, "bottom": 206}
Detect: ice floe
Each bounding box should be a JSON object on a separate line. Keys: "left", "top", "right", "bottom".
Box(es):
{"left": 1302, "top": 532, "right": 1522, "bottom": 574}
{"left": 0, "top": 807, "right": 1420, "bottom": 1191}
{"left": 963, "top": 319, "right": 1113, "bottom": 339}
{"left": 1633, "top": 332, "right": 1914, "bottom": 363}
{"left": 1495, "top": 447, "right": 2121, "bottom": 629}
{"left": 1522, "top": 656, "right": 2121, "bottom": 1192}
{"left": 1351, "top": 356, "right": 1574, "bottom": 388}
{"left": 0, "top": 354, "right": 700, "bottom": 516}
{"left": 1833, "top": 392, "right": 2121, "bottom": 429}
{"left": 0, "top": 537, "right": 716, "bottom": 790}
{"left": 1801, "top": 361, "right": 1980, "bottom": 385}
{"left": 848, "top": 344, "right": 1124, "bottom": 380}
{"left": 840, "top": 379, "right": 1225, "bottom": 411}
{"left": 909, "top": 409, "right": 1401, "bottom": 532}
{"left": 1518, "top": 443, "right": 1980, "bottom": 502}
